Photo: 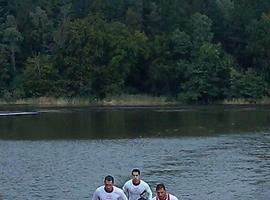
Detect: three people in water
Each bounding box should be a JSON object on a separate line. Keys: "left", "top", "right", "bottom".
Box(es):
{"left": 92, "top": 169, "right": 179, "bottom": 200}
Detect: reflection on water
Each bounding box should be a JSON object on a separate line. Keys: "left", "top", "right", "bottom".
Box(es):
{"left": 0, "top": 105, "right": 270, "bottom": 139}
{"left": 0, "top": 133, "right": 269, "bottom": 200}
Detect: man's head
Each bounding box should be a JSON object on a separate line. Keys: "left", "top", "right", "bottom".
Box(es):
{"left": 131, "top": 169, "right": 141, "bottom": 184}
{"left": 104, "top": 175, "right": 114, "bottom": 192}
{"left": 156, "top": 184, "right": 167, "bottom": 200}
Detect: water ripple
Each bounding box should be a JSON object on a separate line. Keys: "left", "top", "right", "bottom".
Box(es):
{"left": 0, "top": 133, "right": 270, "bottom": 199}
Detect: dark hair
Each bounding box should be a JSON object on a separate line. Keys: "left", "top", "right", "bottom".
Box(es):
{"left": 132, "top": 168, "right": 141, "bottom": 175}
{"left": 156, "top": 183, "right": 166, "bottom": 191}
{"left": 104, "top": 175, "right": 114, "bottom": 183}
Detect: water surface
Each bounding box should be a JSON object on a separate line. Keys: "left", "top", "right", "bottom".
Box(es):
{"left": 0, "top": 105, "right": 270, "bottom": 139}
{"left": 0, "top": 105, "right": 269, "bottom": 199}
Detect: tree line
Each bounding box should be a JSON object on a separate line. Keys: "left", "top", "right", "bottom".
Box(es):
{"left": 0, "top": 0, "right": 270, "bottom": 103}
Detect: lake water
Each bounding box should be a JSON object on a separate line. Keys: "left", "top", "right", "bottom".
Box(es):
{"left": 0, "top": 105, "right": 269, "bottom": 199}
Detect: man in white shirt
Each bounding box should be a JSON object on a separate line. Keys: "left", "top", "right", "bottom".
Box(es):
{"left": 92, "top": 175, "right": 128, "bottom": 200}
{"left": 123, "top": 169, "right": 152, "bottom": 200}
{"left": 152, "top": 184, "right": 178, "bottom": 200}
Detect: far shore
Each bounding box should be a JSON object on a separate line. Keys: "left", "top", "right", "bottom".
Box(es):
{"left": 0, "top": 95, "right": 270, "bottom": 107}
{"left": 0, "top": 95, "right": 178, "bottom": 107}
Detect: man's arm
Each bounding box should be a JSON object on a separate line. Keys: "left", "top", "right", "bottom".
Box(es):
{"left": 170, "top": 194, "right": 178, "bottom": 200}
{"left": 92, "top": 190, "right": 99, "bottom": 200}
{"left": 122, "top": 182, "right": 129, "bottom": 198}
{"left": 145, "top": 184, "right": 152, "bottom": 200}
{"left": 120, "top": 189, "right": 128, "bottom": 200}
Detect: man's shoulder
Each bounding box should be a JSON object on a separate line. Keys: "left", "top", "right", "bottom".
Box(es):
{"left": 123, "top": 179, "right": 132, "bottom": 186}
{"left": 97, "top": 185, "right": 104, "bottom": 190}
{"left": 114, "top": 186, "right": 125, "bottom": 193}
{"left": 169, "top": 194, "right": 178, "bottom": 200}
{"left": 95, "top": 186, "right": 104, "bottom": 193}
{"left": 140, "top": 180, "right": 150, "bottom": 187}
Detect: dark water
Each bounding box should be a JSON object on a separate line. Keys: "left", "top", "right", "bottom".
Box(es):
{"left": 0, "top": 105, "right": 270, "bottom": 199}
{"left": 1, "top": 105, "right": 270, "bottom": 139}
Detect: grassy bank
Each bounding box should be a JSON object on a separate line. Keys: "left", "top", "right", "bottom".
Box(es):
{"left": 222, "top": 97, "right": 270, "bottom": 105}
{"left": 1, "top": 95, "right": 270, "bottom": 107}
{"left": 0, "top": 95, "right": 179, "bottom": 107}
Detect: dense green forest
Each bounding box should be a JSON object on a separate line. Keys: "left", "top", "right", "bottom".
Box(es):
{"left": 0, "top": 0, "right": 270, "bottom": 103}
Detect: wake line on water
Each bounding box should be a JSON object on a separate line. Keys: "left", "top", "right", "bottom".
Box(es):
{"left": 0, "top": 111, "right": 39, "bottom": 116}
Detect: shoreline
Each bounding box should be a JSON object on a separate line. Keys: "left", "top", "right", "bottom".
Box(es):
{"left": 1, "top": 95, "right": 270, "bottom": 107}
{"left": 0, "top": 95, "right": 178, "bottom": 107}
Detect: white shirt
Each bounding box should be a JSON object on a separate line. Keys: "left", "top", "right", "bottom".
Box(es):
{"left": 122, "top": 180, "right": 152, "bottom": 200}
{"left": 92, "top": 186, "right": 128, "bottom": 200}
{"left": 152, "top": 194, "right": 178, "bottom": 200}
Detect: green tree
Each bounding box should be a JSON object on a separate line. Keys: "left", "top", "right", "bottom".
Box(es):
{"left": 169, "top": 29, "right": 192, "bottom": 60}
{"left": 60, "top": 15, "right": 147, "bottom": 98}
{"left": 147, "top": 30, "right": 192, "bottom": 96}
{"left": 181, "top": 43, "right": 232, "bottom": 103}
{"left": 158, "top": 0, "right": 189, "bottom": 32}
{"left": 125, "top": 7, "right": 142, "bottom": 31}
{"left": 226, "top": 0, "right": 270, "bottom": 67}
{"left": 2, "top": 15, "right": 23, "bottom": 74}
{"left": 53, "top": 2, "right": 72, "bottom": 77}
{"left": 22, "top": 54, "right": 59, "bottom": 97}
{"left": 246, "top": 13, "right": 270, "bottom": 80}
{"left": 89, "top": 0, "right": 126, "bottom": 20}
{"left": 0, "top": 1, "right": 11, "bottom": 96}
{"left": 141, "top": 1, "right": 161, "bottom": 35}
{"left": 229, "top": 68, "right": 268, "bottom": 101}
{"left": 0, "top": 0, "right": 9, "bottom": 24}
{"left": 29, "top": 6, "right": 53, "bottom": 54}
{"left": 188, "top": 12, "right": 213, "bottom": 55}
{"left": 71, "top": 0, "right": 91, "bottom": 18}
{"left": 0, "top": 44, "right": 10, "bottom": 96}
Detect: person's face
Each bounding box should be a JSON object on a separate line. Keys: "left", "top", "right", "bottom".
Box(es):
{"left": 104, "top": 180, "right": 113, "bottom": 192}
{"left": 156, "top": 188, "right": 167, "bottom": 200}
{"left": 132, "top": 171, "right": 140, "bottom": 183}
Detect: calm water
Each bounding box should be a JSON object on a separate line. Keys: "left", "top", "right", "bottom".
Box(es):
{"left": 0, "top": 105, "right": 270, "bottom": 200}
